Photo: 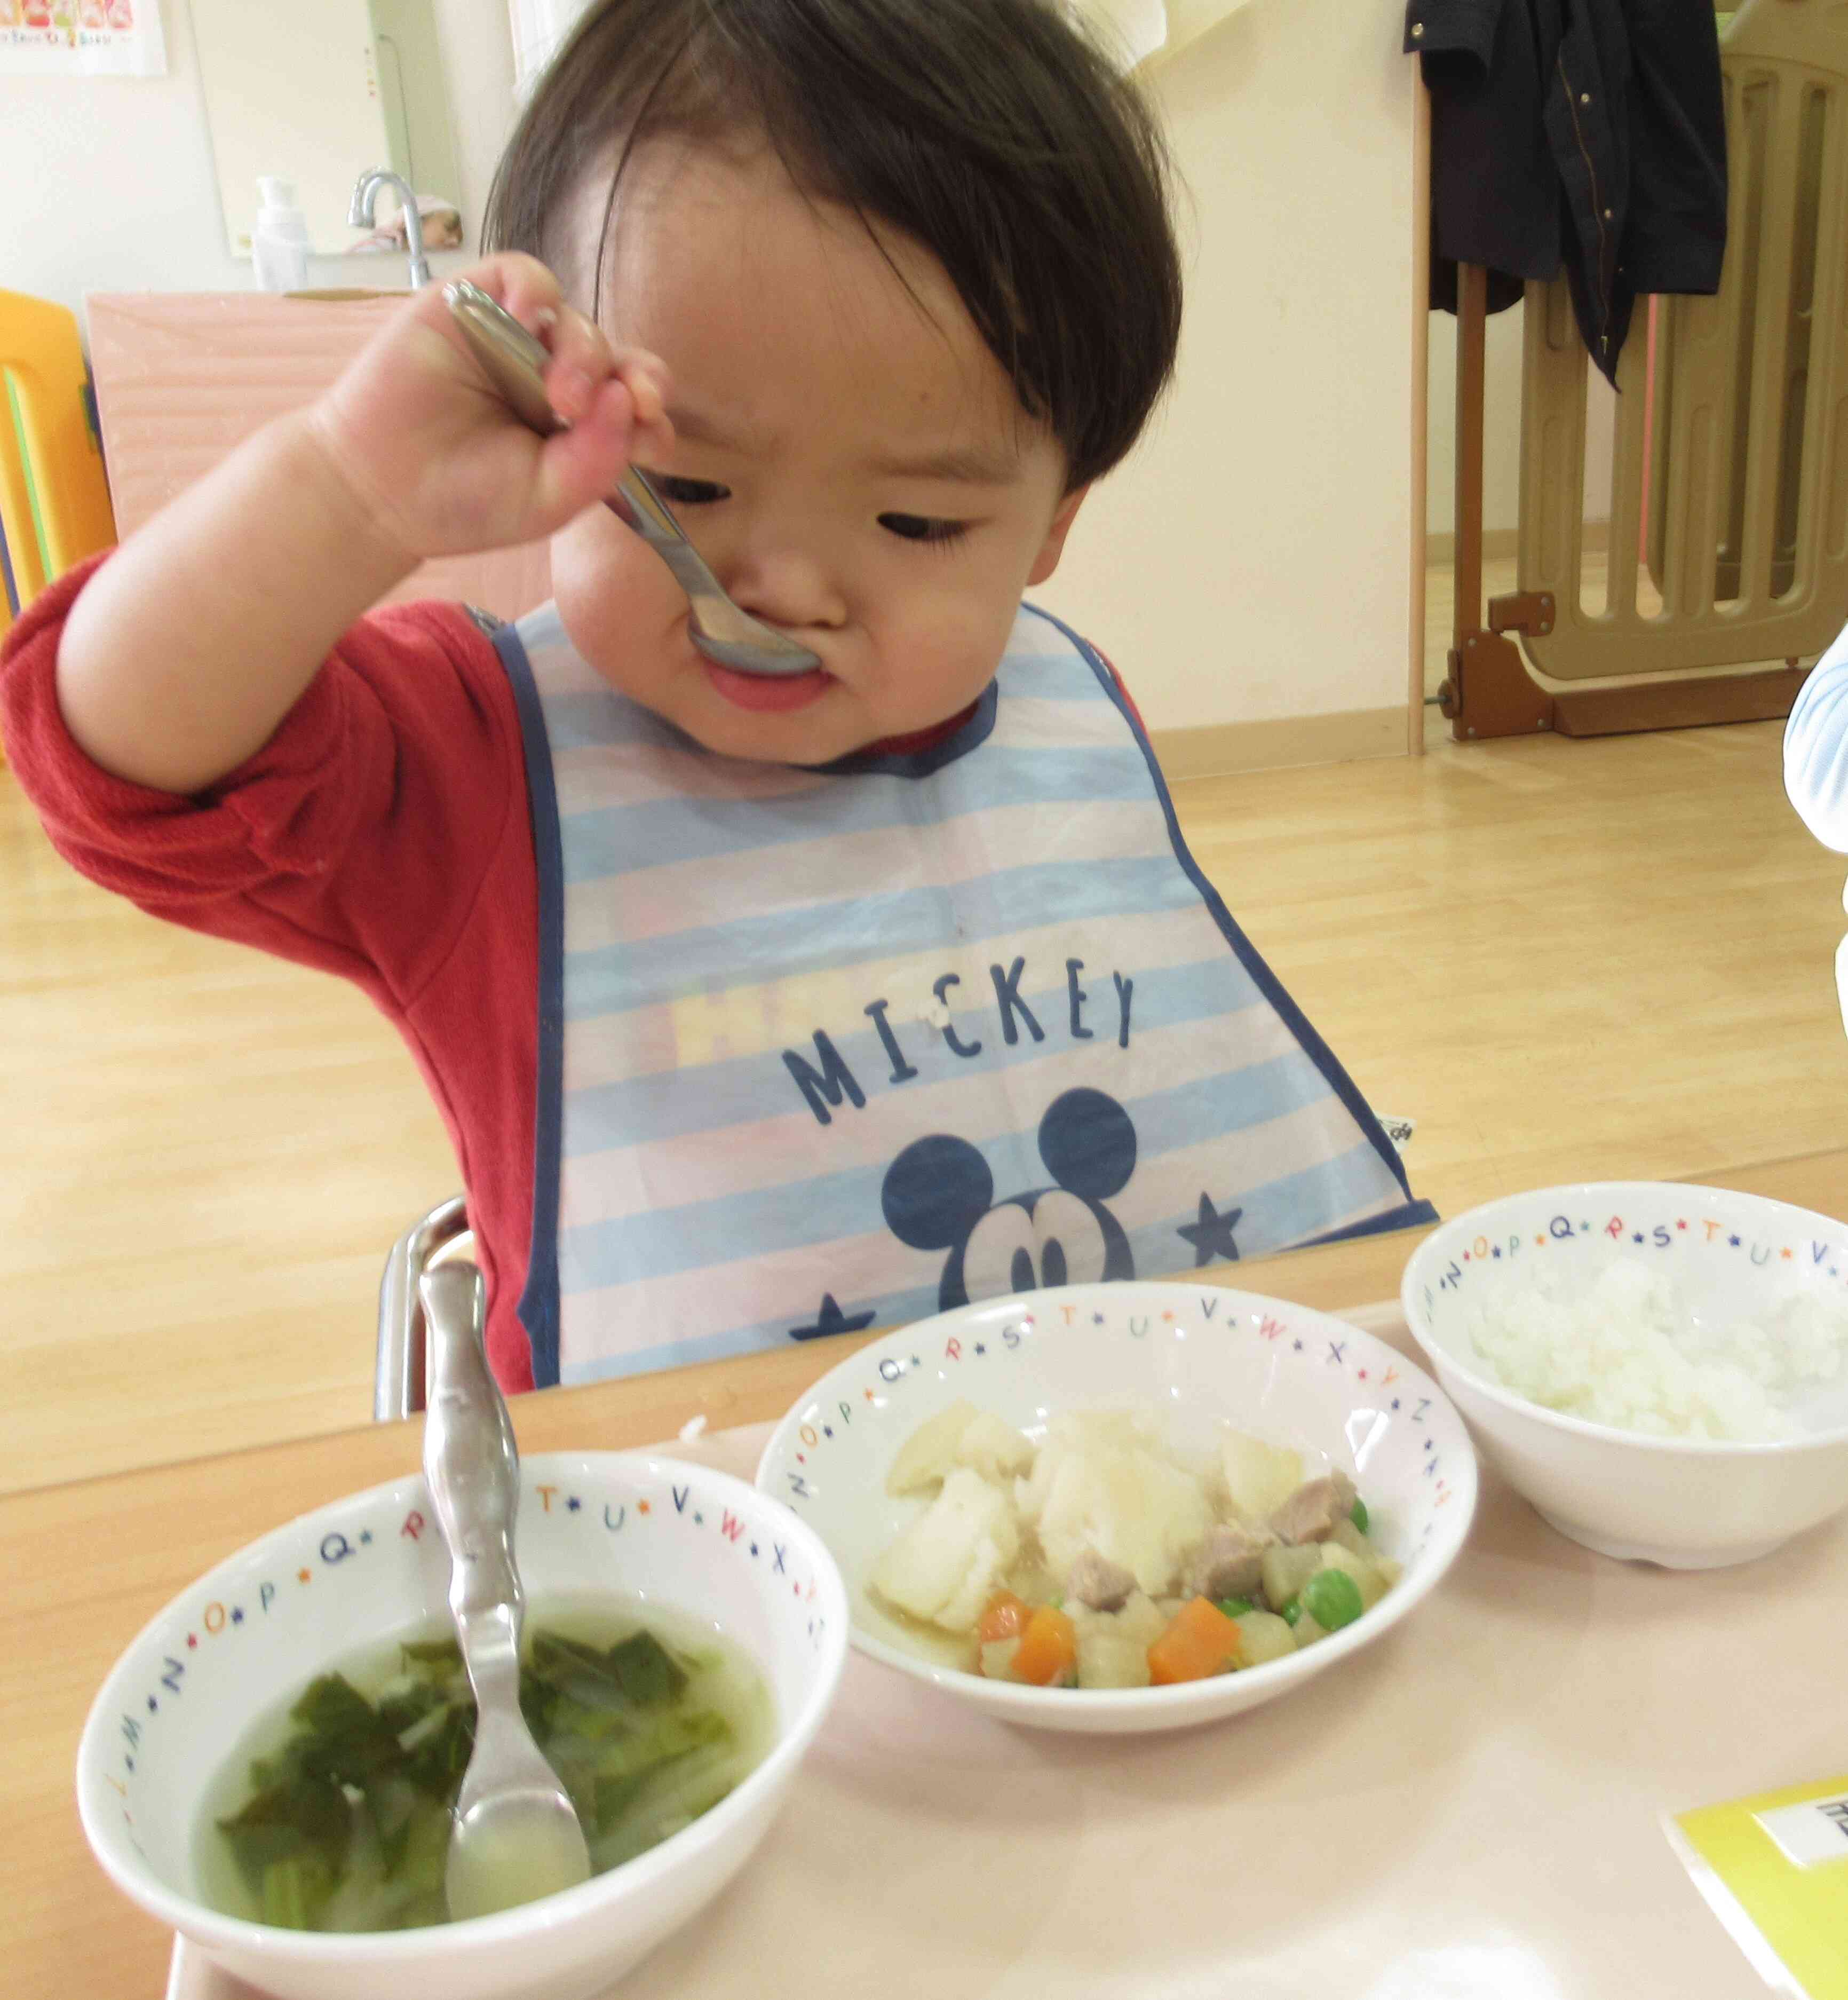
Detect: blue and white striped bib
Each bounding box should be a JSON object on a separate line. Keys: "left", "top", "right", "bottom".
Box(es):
{"left": 493, "top": 602, "right": 1432, "bottom": 1387}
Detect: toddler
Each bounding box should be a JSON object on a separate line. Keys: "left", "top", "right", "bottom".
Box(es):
{"left": 1, "top": 0, "right": 1431, "bottom": 1392}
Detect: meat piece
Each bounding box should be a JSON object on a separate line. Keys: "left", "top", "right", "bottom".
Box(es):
{"left": 1184, "top": 1520, "right": 1277, "bottom": 1599}
{"left": 1065, "top": 1548, "right": 1138, "bottom": 1612}
{"left": 1267, "top": 1469, "right": 1359, "bottom": 1546}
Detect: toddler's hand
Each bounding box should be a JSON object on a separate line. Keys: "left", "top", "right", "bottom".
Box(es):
{"left": 304, "top": 252, "right": 675, "bottom": 564}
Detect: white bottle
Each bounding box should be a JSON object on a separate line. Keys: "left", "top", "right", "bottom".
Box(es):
{"left": 251, "top": 177, "right": 312, "bottom": 294}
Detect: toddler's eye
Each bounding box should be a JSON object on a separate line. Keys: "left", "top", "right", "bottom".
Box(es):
{"left": 648, "top": 474, "right": 729, "bottom": 505}
{"left": 879, "top": 512, "right": 969, "bottom": 545}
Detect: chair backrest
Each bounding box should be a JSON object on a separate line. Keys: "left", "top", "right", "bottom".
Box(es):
{"left": 1517, "top": 0, "right": 1848, "bottom": 678}
{"left": 0, "top": 289, "right": 116, "bottom": 641}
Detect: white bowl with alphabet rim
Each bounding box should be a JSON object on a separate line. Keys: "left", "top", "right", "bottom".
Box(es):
{"left": 1401, "top": 1182, "right": 1848, "bottom": 1568}
{"left": 76, "top": 1453, "right": 848, "bottom": 2000}
{"left": 756, "top": 1280, "right": 1477, "bottom": 1735}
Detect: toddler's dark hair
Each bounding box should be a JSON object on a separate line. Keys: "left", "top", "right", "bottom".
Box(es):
{"left": 483, "top": 0, "right": 1182, "bottom": 489}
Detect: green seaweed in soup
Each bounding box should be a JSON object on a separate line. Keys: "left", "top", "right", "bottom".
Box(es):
{"left": 195, "top": 1601, "right": 772, "bottom": 1932}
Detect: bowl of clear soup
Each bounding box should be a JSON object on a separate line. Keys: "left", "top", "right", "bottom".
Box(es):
{"left": 76, "top": 1452, "right": 848, "bottom": 2000}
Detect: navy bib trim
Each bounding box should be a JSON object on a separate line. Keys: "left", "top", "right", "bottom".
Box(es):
{"left": 805, "top": 678, "right": 998, "bottom": 779}
{"left": 1021, "top": 601, "right": 1436, "bottom": 1226}
{"left": 493, "top": 621, "right": 566, "bottom": 1390}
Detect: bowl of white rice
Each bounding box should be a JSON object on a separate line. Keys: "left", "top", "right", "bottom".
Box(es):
{"left": 1401, "top": 1183, "right": 1848, "bottom": 1568}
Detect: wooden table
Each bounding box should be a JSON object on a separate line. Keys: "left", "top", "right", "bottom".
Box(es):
{"left": 11, "top": 1154, "right": 1848, "bottom": 2000}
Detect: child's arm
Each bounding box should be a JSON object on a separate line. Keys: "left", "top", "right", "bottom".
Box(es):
{"left": 55, "top": 254, "right": 671, "bottom": 795}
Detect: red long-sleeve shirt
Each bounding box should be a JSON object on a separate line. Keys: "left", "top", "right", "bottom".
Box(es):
{"left": 3, "top": 557, "right": 546, "bottom": 1388}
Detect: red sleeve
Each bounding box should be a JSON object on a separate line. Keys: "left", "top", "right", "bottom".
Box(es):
{"left": 3, "top": 554, "right": 543, "bottom": 1394}
{"left": 0, "top": 553, "right": 523, "bottom": 1020}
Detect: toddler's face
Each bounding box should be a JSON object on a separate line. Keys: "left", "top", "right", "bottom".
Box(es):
{"left": 549, "top": 140, "right": 1086, "bottom": 764}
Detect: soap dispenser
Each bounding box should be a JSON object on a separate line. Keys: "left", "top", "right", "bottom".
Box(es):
{"left": 252, "top": 177, "right": 312, "bottom": 294}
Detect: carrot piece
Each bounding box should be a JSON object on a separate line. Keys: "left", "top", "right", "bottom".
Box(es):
{"left": 1010, "top": 1606, "right": 1078, "bottom": 1687}
{"left": 1147, "top": 1596, "right": 1244, "bottom": 1685}
{"left": 976, "top": 1591, "right": 1034, "bottom": 1645}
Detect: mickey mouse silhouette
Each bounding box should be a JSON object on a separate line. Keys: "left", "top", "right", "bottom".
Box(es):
{"left": 881, "top": 1087, "right": 1138, "bottom": 1309}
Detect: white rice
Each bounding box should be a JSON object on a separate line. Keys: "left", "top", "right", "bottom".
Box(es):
{"left": 1462, "top": 1256, "right": 1848, "bottom": 1440}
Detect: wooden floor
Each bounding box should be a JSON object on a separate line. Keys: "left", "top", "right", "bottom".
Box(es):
{"left": 8, "top": 602, "right": 1847, "bottom": 1495}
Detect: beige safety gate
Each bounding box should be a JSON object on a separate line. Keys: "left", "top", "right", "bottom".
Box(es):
{"left": 1442, "top": 0, "right": 1848, "bottom": 739}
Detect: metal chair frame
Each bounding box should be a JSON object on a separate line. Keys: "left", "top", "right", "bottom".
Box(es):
{"left": 375, "top": 1195, "right": 471, "bottom": 1421}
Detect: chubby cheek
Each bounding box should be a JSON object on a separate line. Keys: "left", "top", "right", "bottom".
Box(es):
{"left": 862, "top": 592, "right": 1016, "bottom": 735}
{"left": 549, "top": 510, "right": 691, "bottom": 699}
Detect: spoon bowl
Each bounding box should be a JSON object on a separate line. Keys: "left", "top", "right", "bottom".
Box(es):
{"left": 443, "top": 279, "right": 820, "bottom": 678}
{"left": 446, "top": 1778, "right": 591, "bottom": 1924}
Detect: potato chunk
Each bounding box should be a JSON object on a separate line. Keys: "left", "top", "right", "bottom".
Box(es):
{"left": 868, "top": 1467, "right": 1020, "bottom": 1631}
{"left": 1259, "top": 1542, "right": 1323, "bottom": 1611}
{"left": 1025, "top": 1414, "right": 1213, "bottom": 1596}
{"left": 1233, "top": 1609, "right": 1297, "bottom": 1666}
{"left": 956, "top": 1409, "right": 1036, "bottom": 1483}
{"left": 1073, "top": 1621, "right": 1153, "bottom": 1690}
{"left": 884, "top": 1399, "right": 980, "bottom": 1497}
{"left": 1069, "top": 1598, "right": 1163, "bottom": 1689}
{"left": 980, "top": 1638, "right": 1021, "bottom": 1681}
{"left": 1112, "top": 1591, "right": 1169, "bottom": 1651}
{"left": 1220, "top": 1430, "right": 1304, "bottom": 1523}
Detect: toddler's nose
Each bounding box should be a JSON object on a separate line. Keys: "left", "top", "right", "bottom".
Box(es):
{"left": 721, "top": 540, "right": 846, "bottom": 638}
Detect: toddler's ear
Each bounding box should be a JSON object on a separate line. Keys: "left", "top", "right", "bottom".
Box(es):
{"left": 1026, "top": 484, "right": 1091, "bottom": 586}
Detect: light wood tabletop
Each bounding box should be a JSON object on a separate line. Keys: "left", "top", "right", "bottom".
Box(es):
{"left": 12, "top": 1150, "right": 1848, "bottom": 2000}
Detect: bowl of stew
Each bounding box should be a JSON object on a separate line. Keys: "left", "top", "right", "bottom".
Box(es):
{"left": 757, "top": 1282, "right": 1477, "bottom": 1734}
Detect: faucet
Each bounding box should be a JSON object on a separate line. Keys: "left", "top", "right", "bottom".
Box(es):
{"left": 350, "top": 168, "right": 430, "bottom": 289}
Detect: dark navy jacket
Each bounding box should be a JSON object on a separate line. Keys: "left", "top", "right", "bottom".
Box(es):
{"left": 1407, "top": 0, "right": 1727, "bottom": 381}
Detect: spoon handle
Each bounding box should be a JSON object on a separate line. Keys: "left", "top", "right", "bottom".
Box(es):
{"left": 440, "top": 278, "right": 820, "bottom": 676}
{"left": 441, "top": 278, "right": 671, "bottom": 550}
{"left": 420, "top": 1264, "right": 525, "bottom": 1674}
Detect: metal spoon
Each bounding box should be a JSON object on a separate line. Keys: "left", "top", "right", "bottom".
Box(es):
{"left": 443, "top": 278, "right": 821, "bottom": 677}
{"left": 419, "top": 1261, "right": 591, "bottom": 1922}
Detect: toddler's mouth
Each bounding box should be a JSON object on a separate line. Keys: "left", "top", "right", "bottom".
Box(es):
{"left": 703, "top": 660, "right": 832, "bottom": 714}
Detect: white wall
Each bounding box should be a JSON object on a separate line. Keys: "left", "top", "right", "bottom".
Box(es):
{"left": 7, "top": 0, "right": 1424, "bottom": 741}
{"left": 0, "top": 0, "right": 513, "bottom": 325}
{"left": 1036, "top": 0, "right": 1420, "bottom": 733}
{"left": 430, "top": 0, "right": 521, "bottom": 255}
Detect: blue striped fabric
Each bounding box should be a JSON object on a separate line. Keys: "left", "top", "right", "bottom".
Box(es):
{"left": 502, "top": 602, "right": 1430, "bottom": 1386}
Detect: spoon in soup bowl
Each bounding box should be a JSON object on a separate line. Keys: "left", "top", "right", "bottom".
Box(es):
{"left": 419, "top": 1261, "right": 591, "bottom": 1921}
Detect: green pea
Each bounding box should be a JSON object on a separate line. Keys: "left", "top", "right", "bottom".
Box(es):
{"left": 1350, "top": 1498, "right": 1369, "bottom": 1534}
{"left": 1279, "top": 1597, "right": 1303, "bottom": 1626}
{"left": 1215, "top": 1596, "right": 1254, "bottom": 1619}
{"left": 1300, "top": 1568, "right": 1364, "bottom": 1632}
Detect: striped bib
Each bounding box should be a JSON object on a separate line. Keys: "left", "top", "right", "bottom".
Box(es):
{"left": 491, "top": 601, "right": 1431, "bottom": 1386}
